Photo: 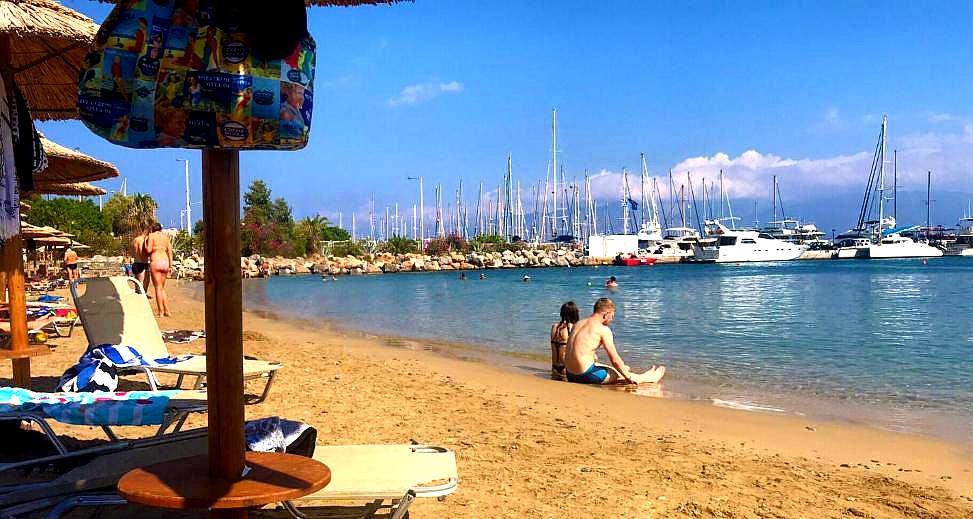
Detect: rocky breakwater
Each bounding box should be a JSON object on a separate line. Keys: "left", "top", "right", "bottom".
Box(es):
{"left": 243, "top": 249, "right": 613, "bottom": 277}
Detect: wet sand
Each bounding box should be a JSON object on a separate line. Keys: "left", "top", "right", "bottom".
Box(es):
{"left": 3, "top": 280, "right": 972, "bottom": 518}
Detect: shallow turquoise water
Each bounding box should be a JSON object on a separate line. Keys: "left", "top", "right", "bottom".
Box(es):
{"left": 243, "top": 257, "right": 973, "bottom": 439}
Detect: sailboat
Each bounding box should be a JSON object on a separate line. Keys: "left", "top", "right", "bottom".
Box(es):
{"left": 635, "top": 153, "right": 663, "bottom": 243}
{"left": 761, "top": 175, "right": 827, "bottom": 245}
{"left": 837, "top": 115, "right": 942, "bottom": 259}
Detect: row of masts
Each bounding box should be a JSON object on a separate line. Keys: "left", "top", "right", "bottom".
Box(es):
{"left": 339, "top": 108, "right": 801, "bottom": 243}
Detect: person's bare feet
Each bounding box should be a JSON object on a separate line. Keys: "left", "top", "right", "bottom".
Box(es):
{"left": 630, "top": 365, "right": 666, "bottom": 384}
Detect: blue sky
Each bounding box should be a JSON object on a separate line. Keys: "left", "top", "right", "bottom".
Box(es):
{"left": 42, "top": 1, "right": 973, "bottom": 234}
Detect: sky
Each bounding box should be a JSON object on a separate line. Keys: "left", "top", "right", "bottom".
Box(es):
{"left": 40, "top": 0, "right": 973, "bottom": 235}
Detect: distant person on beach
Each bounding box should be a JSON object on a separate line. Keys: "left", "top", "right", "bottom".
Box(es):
{"left": 143, "top": 222, "right": 173, "bottom": 317}
{"left": 122, "top": 255, "right": 133, "bottom": 277}
{"left": 564, "top": 297, "right": 666, "bottom": 385}
{"left": 131, "top": 228, "right": 151, "bottom": 292}
{"left": 605, "top": 276, "right": 618, "bottom": 288}
{"left": 550, "top": 301, "right": 580, "bottom": 381}
{"left": 63, "top": 247, "right": 79, "bottom": 282}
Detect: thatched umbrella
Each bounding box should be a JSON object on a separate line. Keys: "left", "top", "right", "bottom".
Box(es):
{"left": 28, "top": 181, "right": 107, "bottom": 197}
{"left": 34, "top": 135, "right": 119, "bottom": 184}
{"left": 93, "top": 0, "right": 404, "bottom": 514}
{"left": 0, "top": 0, "right": 98, "bottom": 385}
{"left": 0, "top": 0, "right": 98, "bottom": 120}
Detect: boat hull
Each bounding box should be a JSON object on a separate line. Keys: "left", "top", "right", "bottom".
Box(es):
{"left": 614, "top": 256, "right": 658, "bottom": 266}
{"left": 866, "top": 243, "right": 944, "bottom": 258}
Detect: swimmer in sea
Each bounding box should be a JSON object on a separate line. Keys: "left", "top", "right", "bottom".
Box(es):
{"left": 605, "top": 276, "right": 618, "bottom": 288}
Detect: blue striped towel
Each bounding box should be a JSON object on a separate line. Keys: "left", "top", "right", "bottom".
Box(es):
{"left": 58, "top": 345, "right": 192, "bottom": 392}
{"left": 0, "top": 387, "right": 185, "bottom": 426}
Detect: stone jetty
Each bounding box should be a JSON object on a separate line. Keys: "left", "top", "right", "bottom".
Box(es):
{"left": 242, "top": 249, "right": 610, "bottom": 278}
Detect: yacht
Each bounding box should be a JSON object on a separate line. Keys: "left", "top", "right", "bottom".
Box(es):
{"left": 834, "top": 232, "right": 871, "bottom": 259}
{"left": 945, "top": 217, "right": 973, "bottom": 256}
{"left": 866, "top": 231, "right": 943, "bottom": 258}
{"left": 649, "top": 227, "right": 701, "bottom": 261}
{"left": 762, "top": 219, "right": 827, "bottom": 245}
{"left": 692, "top": 221, "right": 807, "bottom": 263}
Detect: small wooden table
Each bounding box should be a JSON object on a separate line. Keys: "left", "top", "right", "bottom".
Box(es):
{"left": 118, "top": 452, "right": 330, "bottom": 511}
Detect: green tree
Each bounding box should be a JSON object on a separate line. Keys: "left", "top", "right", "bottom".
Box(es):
{"left": 25, "top": 196, "right": 119, "bottom": 254}
{"left": 242, "top": 180, "right": 272, "bottom": 222}
{"left": 127, "top": 193, "right": 158, "bottom": 234}
{"left": 380, "top": 236, "right": 419, "bottom": 254}
{"left": 320, "top": 225, "right": 350, "bottom": 242}
{"left": 101, "top": 192, "right": 133, "bottom": 235}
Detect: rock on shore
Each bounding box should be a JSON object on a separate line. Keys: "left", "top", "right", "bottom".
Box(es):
{"left": 242, "top": 249, "right": 611, "bottom": 277}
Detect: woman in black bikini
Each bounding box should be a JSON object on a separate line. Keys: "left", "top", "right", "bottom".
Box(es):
{"left": 550, "top": 301, "right": 580, "bottom": 381}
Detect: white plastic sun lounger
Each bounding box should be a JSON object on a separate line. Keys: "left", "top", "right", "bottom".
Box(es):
{"left": 71, "top": 277, "right": 282, "bottom": 403}
{"left": 21, "top": 444, "right": 458, "bottom": 519}
{"left": 281, "top": 444, "right": 459, "bottom": 519}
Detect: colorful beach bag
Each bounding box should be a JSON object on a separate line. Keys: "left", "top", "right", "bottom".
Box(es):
{"left": 77, "top": 0, "right": 315, "bottom": 150}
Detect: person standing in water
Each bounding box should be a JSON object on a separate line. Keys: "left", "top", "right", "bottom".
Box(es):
{"left": 564, "top": 297, "right": 665, "bottom": 385}
{"left": 550, "top": 301, "right": 580, "bottom": 381}
{"left": 143, "top": 222, "right": 173, "bottom": 317}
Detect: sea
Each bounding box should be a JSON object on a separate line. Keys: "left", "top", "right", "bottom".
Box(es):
{"left": 241, "top": 257, "right": 973, "bottom": 444}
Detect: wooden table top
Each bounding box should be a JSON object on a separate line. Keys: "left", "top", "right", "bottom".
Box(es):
{"left": 117, "top": 452, "right": 330, "bottom": 510}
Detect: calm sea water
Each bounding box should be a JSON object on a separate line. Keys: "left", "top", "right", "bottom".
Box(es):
{"left": 242, "top": 257, "right": 973, "bottom": 441}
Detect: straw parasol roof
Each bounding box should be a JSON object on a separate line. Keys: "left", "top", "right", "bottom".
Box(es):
{"left": 0, "top": 0, "right": 98, "bottom": 120}
{"left": 31, "top": 235, "right": 71, "bottom": 246}
{"left": 19, "top": 222, "right": 52, "bottom": 238}
{"left": 35, "top": 134, "right": 119, "bottom": 183}
{"left": 28, "top": 181, "right": 106, "bottom": 196}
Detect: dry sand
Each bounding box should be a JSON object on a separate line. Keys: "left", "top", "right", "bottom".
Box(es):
{"left": 2, "top": 280, "right": 972, "bottom": 518}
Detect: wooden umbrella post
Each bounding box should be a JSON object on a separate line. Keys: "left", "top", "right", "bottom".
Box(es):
{"left": 0, "top": 34, "right": 36, "bottom": 388}
{"left": 1, "top": 235, "right": 31, "bottom": 388}
{"left": 201, "top": 148, "right": 246, "bottom": 518}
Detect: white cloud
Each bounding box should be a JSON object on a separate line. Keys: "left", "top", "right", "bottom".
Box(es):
{"left": 387, "top": 80, "right": 464, "bottom": 107}
{"left": 823, "top": 107, "right": 845, "bottom": 130}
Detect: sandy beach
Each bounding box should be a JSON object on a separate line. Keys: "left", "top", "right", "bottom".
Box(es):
{"left": 2, "top": 280, "right": 972, "bottom": 518}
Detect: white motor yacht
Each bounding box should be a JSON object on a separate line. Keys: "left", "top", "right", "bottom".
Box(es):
{"left": 866, "top": 233, "right": 943, "bottom": 258}
{"left": 693, "top": 221, "right": 807, "bottom": 263}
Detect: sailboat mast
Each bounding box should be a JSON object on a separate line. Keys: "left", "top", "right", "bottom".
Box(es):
{"left": 621, "top": 168, "right": 630, "bottom": 235}
{"left": 878, "top": 114, "right": 887, "bottom": 238}
{"left": 551, "top": 108, "right": 558, "bottom": 239}
{"left": 926, "top": 170, "right": 932, "bottom": 237}
{"left": 893, "top": 149, "right": 898, "bottom": 221}
{"left": 639, "top": 153, "right": 647, "bottom": 226}
{"left": 772, "top": 175, "right": 777, "bottom": 225}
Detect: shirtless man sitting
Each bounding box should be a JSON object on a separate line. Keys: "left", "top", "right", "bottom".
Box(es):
{"left": 564, "top": 297, "right": 666, "bottom": 385}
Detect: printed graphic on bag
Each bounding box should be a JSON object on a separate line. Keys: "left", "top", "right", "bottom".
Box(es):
{"left": 78, "top": 0, "right": 315, "bottom": 150}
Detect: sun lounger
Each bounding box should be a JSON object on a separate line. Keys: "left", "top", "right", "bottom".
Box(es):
{"left": 71, "top": 277, "right": 282, "bottom": 403}
{"left": 0, "top": 429, "right": 208, "bottom": 516}
{"left": 281, "top": 444, "right": 459, "bottom": 519}
{"left": 0, "top": 388, "right": 207, "bottom": 460}
{"left": 0, "top": 302, "right": 80, "bottom": 339}
{"left": 10, "top": 443, "right": 458, "bottom": 519}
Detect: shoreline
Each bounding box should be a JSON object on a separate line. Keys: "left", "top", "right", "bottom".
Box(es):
{"left": 222, "top": 284, "right": 973, "bottom": 501}
{"left": 215, "top": 282, "right": 973, "bottom": 493}
{"left": 233, "top": 277, "right": 973, "bottom": 450}
{"left": 4, "top": 281, "right": 972, "bottom": 517}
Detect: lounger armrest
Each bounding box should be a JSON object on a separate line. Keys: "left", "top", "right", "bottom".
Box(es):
{"left": 411, "top": 477, "right": 459, "bottom": 498}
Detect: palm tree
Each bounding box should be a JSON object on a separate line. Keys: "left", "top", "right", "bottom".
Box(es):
{"left": 297, "top": 215, "right": 328, "bottom": 254}
{"left": 127, "top": 193, "right": 158, "bottom": 234}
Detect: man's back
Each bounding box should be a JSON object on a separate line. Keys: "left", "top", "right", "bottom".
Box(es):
{"left": 64, "top": 249, "right": 77, "bottom": 264}
{"left": 564, "top": 316, "right": 607, "bottom": 374}
{"left": 132, "top": 234, "right": 147, "bottom": 262}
